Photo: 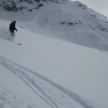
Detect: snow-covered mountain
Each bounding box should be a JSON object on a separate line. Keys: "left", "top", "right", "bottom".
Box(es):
{"left": 0, "top": 0, "right": 108, "bottom": 51}
{"left": 0, "top": 0, "right": 108, "bottom": 108}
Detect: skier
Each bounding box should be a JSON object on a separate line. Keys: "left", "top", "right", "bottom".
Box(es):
{"left": 9, "top": 20, "right": 17, "bottom": 36}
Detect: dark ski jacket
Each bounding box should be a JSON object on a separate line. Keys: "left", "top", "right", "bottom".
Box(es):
{"left": 9, "top": 22, "right": 17, "bottom": 33}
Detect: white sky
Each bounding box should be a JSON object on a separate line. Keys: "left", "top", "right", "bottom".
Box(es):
{"left": 71, "top": 0, "right": 108, "bottom": 18}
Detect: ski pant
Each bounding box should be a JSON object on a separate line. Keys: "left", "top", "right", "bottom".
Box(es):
{"left": 10, "top": 29, "right": 15, "bottom": 36}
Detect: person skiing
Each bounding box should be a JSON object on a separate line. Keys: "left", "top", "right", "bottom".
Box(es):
{"left": 9, "top": 20, "right": 17, "bottom": 36}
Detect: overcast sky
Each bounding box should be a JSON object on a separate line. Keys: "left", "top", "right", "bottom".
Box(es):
{"left": 71, "top": 0, "right": 108, "bottom": 18}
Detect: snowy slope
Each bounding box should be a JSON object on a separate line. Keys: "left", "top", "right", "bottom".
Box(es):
{"left": 0, "top": 57, "right": 86, "bottom": 108}
{"left": 0, "top": 20, "right": 92, "bottom": 108}
{"left": 22, "top": 1, "right": 108, "bottom": 52}
{"left": 0, "top": 0, "right": 108, "bottom": 108}
{"left": 0, "top": 0, "right": 108, "bottom": 52}
{"left": 0, "top": 19, "right": 108, "bottom": 108}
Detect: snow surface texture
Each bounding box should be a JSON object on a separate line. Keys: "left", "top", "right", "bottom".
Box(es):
{"left": 0, "top": 19, "right": 108, "bottom": 108}
{"left": 0, "top": 0, "right": 108, "bottom": 108}
{"left": 0, "top": 56, "right": 92, "bottom": 108}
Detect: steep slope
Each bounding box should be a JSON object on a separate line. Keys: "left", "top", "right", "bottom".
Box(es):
{"left": 0, "top": 20, "right": 93, "bottom": 108}
{"left": 30, "top": 1, "right": 108, "bottom": 52}
{"left": 0, "top": 19, "right": 108, "bottom": 108}
{"left": 1, "top": 0, "right": 108, "bottom": 51}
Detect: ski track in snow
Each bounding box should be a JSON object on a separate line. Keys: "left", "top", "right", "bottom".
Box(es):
{"left": 0, "top": 56, "right": 93, "bottom": 108}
